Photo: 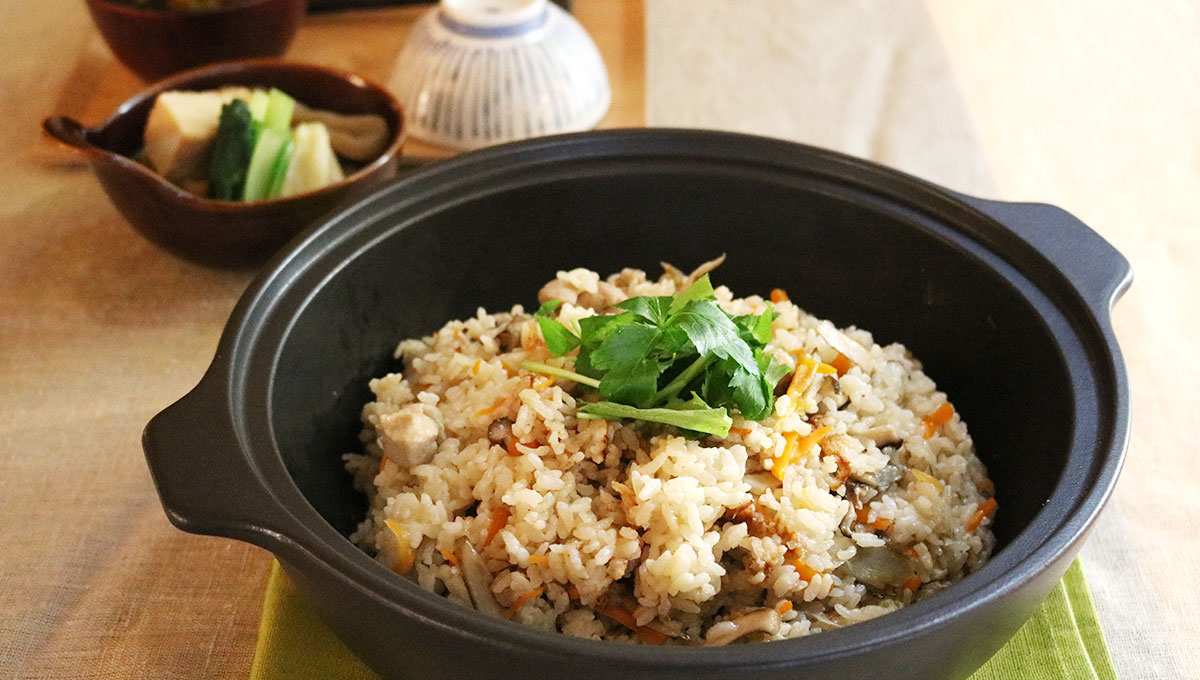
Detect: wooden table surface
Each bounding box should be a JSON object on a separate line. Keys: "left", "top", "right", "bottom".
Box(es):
{"left": 3, "top": 1, "right": 1197, "bottom": 678}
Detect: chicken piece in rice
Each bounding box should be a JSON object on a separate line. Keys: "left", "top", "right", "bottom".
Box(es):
{"left": 344, "top": 263, "right": 996, "bottom": 644}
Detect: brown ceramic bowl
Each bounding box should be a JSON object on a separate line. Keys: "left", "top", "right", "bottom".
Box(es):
{"left": 86, "top": 0, "right": 307, "bottom": 82}
{"left": 43, "top": 59, "right": 410, "bottom": 268}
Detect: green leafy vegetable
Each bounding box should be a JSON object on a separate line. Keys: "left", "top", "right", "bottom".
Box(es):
{"left": 673, "top": 299, "right": 757, "bottom": 372}
{"left": 247, "top": 89, "right": 271, "bottom": 122}
{"left": 534, "top": 300, "right": 581, "bottom": 356}
{"left": 576, "top": 394, "right": 733, "bottom": 438}
{"left": 619, "top": 295, "right": 671, "bottom": 325}
{"left": 242, "top": 89, "right": 297, "bottom": 201}
{"left": 667, "top": 273, "right": 714, "bottom": 314}
{"left": 649, "top": 353, "right": 712, "bottom": 407}
{"left": 530, "top": 273, "right": 784, "bottom": 435}
{"left": 264, "top": 137, "right": 295, "bottom": 199}
{"left": 518, "top": 360, "right": 599, "bottom": 388}
{"left": 735, "top": 302, "right": 776, "bottom": 345}
{"left": 206, "top": 99, "right": 255, "bottom": 200}
{"left": 260, "top": 88, "right": 295, "bottom": 133}
{"left": 241, "top": 128, "right": 291, "bottom": 201}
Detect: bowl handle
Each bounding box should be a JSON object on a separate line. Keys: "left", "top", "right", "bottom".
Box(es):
{"left": 954, "top": 195, "right": 1133, "bottom": 315}
{"left": 142, "top": 372, "right": 302, "bottom": 555}
{"left": 43, "top": 116, "right": 135, "bottom": 169}
{"left": 43, "top": 116, "right": 96, "bottom": 152}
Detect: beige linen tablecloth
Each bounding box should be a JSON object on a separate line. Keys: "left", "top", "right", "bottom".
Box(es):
{"left": 1, "top": 1, "right": 1196, "bottom": 677}
{"left": 0, "top": 3, "right": 641, "bottom": 677}
{"left": 648, "top": 3, "right": 1200, "bottom": 678}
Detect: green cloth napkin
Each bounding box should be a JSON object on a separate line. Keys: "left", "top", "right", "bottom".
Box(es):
{"left": 250, "top": 559, "right": 1116, "bottom": 680}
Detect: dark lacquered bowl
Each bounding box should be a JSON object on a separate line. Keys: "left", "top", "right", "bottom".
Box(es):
{"left": 43, "top": 59, "right": 407, "bottom": 268}
{"left": 86, "top": 0, "right": 307, "bottom": 82}
{"left": 143, "top": 129, "right": 1131, "bottom": 679}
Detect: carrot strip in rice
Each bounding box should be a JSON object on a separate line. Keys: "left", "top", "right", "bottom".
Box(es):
{"left": 855, "top": 506, "right": 871, "bottom": 524}
{"left": 484, "top": 507, "right": 510, "bottom": 545}
{"left": 785, "top": 355, "right": 818, "bottom": 403}
{"left": 784, "top": 550, "right": 819, "bottom": 581}
{"left": 474, "top": 397, "right": 505, "bottom": 418}
{"left": 772, "top": 431, "right": 801, "bottom": 481}
{"left": 503, "top": 587, "right": 544, "bottom": 619}
{"left": 910, "top": 469, "right": 944, "bottom": 491}
{"left": 830, "top": 352, "right": 853, "bottom": 376}
{"left": 788, "top": 558, "right": 819, "bottom": 582}
{"left": 598, "top": 606, "right": 668, "bottom": 644}
{"left": 772, "top": 426, "right": 833, "bottom": 481}
{"left": 505, "top": 437, "right": 537, "bottom": 457}
{"left": 921, "top": 402, "right": 955, "bottom": 439}
{"left": 966, "top": 498, "right": 998, "bottom": 531}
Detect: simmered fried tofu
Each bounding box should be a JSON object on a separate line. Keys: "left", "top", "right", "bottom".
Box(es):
{"left": 142, "top": 87, "right": 253, "bottom": 183}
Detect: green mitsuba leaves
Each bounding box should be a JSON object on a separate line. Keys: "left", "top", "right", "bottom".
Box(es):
{"left": 530, "top": 274, "right": 784, "bottom": 437}
{"left": 534, "top": 300, "right": 581, "bottom": 356}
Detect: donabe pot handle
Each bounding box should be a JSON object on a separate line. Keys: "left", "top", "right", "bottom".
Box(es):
{"left": 956, "top": 195, "right": 1133, "bottom": 314}
{"left": 142, "top": 372, "right": 298, "bottom": 554}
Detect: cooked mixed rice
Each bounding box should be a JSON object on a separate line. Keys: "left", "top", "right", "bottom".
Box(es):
{"left": 345, "top": 264, "right": 996, "bottom": 645}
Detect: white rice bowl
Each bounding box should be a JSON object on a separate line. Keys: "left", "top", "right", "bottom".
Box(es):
{"left": 345, "top": 264, "right": 996, "bottom": 645}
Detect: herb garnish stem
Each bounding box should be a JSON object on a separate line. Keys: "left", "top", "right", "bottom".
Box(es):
{"left": 645, "top": 354, "right": 713, "bottom": 407}
{"left": 519, "top": 360, "right": 601, "bottom": 388}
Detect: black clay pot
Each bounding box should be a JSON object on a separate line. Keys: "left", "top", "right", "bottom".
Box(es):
{"left": 143, "top": 129, "right": 1131, "bottom": 680}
